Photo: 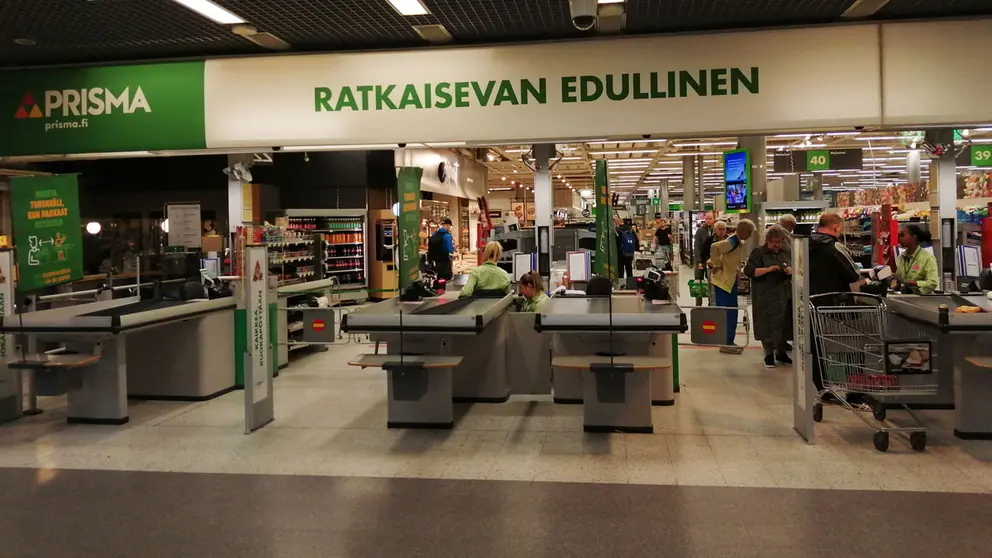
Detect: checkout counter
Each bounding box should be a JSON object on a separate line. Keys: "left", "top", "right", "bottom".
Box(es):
{"left": 536, "top": 294, "right": 686, "bottom": 433}
{"left": 0, "top": 296, "right": 235, "bottom": 424}
{"left": 343, "top": 293, "right": 514, "bottom": 428}
{"left": 884, "top": 294, "right": 992, "bottom": 439}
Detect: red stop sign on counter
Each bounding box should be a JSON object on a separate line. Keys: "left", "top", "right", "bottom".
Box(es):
{"left": 312, "top": 319, "right": 325, "bottom": 332}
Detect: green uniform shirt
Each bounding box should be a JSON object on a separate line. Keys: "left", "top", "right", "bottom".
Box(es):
{"left": 896, "top": 247, "right": 938, "bottom": 295}
{"left": 459, "top": 262, "right": 511, "bottom": 298}
{"left": 519, "top": 291, "right": 550, "bottom": 313}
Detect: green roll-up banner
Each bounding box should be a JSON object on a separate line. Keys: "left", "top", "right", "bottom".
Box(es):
{"left": 397, "top": 166, "right": 424, "bottom": 289}
{"left": 594, "top": 160, "right": 618, "bottom": 280}
{"left": 10, "top": 174, "right": 84, "bottom": 292}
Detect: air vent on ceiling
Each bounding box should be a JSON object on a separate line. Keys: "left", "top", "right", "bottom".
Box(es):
{"left": 413, "top": 24, "right": 453, "bottom": 44}
{"left": 232, "top": 24, "right": 291, "bottom": 51}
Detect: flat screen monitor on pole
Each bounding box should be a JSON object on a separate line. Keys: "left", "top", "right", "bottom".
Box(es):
{"left": 723, "top": 149, "right": 750, "bottom": 212}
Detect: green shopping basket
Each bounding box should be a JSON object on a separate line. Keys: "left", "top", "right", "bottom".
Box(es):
{"left": 688, "top": 279, "right": 710, "bottom": 299}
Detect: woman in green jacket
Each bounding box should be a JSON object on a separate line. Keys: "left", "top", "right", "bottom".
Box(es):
{"left": 518, "top": 271, "right": 550, "bottom": 312}
{"left": 894, "top": 224, "right": 938, "bottom": 295}
{"left": 459, "top": 241, "right": 511, "bottom": 297}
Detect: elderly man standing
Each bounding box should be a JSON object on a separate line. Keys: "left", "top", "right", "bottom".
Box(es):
{"left": 692, "top": 212, "right": 716, "bottom": 305}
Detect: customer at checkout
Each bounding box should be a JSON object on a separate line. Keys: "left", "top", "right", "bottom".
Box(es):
{"left": 427, "top": 218, "right": 455, "bottom": 281}
{"left": 518, "top": 271, "right": 549, "bottom": 312}
{"left": 459, "top": 241, "right": 511, "bottom": 298}
{"left": 809, "top": 212, "right": 864, "bottom": 403}
{"left": 893, "top": 224, "right": 938, "bottom": 295}
{"left": 709, "top": 219, "right": 756, "bottom": 350}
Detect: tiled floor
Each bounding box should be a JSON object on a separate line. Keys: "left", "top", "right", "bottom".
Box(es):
{"left": 2, "top": 468, "right": 992, "bottom": 558}
{"left": 1, "top": 271, "right": 990, "bottom": 494}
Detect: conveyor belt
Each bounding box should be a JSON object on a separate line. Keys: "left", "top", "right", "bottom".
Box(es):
{"left": 82, "top": 300, "right": 192, "bottom": 317}
{"left": 410, "top": 296, "right": 484, "bottom": 316}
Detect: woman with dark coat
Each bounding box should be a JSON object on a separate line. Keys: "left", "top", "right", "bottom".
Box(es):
{"left": 743, "top": 225, "right": 793, "bottom": 368}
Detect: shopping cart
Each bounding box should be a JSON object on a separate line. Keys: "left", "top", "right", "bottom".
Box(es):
{"left": 810, "top": 292, "right": 938, "bottom": 452}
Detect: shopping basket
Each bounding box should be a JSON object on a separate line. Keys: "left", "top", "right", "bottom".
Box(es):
{"left": 809, "top": 292, "right": 937, "bottom": 452}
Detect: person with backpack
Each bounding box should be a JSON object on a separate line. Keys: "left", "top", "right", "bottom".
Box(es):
{"left": 616, "top": 223, "right": 638, "bottom": 278}
{"left": 427, "top": 218, "right": 455, "bottom": 281}
{"left": 709, "top": 219, "right": 756, "bottom": 350}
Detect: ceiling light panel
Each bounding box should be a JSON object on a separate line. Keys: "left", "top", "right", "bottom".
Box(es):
{"left": 172, "top": 0, "right": 245, "bottom": 24}
{"left": 385, "top": 0, "right": 429, "bottom": 16}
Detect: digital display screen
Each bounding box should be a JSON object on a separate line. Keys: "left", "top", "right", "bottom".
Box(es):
{"left": 723, "top": 150, "right": 750, "bottom": 211}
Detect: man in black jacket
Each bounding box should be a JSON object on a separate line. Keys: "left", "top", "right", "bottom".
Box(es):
{"left": 808, "top": 213, "right": 861, "bottom": 297}
{"left": 808, "top": 212, "right": 864, "bottom": 402}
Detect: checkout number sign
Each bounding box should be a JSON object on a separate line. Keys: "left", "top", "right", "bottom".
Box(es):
{"left": 972, "top": 145, "right": 992, "bottom": 167}
{"left": 806, "top": 151, "right": 830, "bottom": 172}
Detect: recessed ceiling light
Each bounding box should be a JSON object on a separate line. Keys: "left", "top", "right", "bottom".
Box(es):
{"left": 386, "top": 0, "right": 429, "bottom": 16}
{"left": 172, "top": 0, "right": 245, "bottom": 24}
{"left": 13, "top": 38, "right": 36, "bottom": 46}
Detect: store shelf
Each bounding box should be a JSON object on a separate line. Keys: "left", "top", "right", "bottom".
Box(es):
{"left": 325, "top": 255, "right": 364, "bottom": 260}
{"left": 327, "top": 268, "right": 362, "bottom": 273}
{"left": 326, "top": 241, "right": 363, "bottom": 246}
{"left": 266, "top": 239, "right": 314, "bottom": 247}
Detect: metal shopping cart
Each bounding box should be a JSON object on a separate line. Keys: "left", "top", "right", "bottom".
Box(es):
{"left": 810, "top": 292, "right": 938, "bottom": 452}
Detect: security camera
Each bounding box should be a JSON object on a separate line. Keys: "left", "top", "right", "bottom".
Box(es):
{"left": 854, "top": 126, "right": 865, "bottom": 131}
{"left": 398, "top": 143, "right": 407, "bottom": 148}
{"left": 642, "top": 134, "right": 652, "bottom": 140}
{"left": 569, "top": 0, "right": 598, "bottom": 31}
{"left": 272, "top": 146, "right": 283, "bottom": 151}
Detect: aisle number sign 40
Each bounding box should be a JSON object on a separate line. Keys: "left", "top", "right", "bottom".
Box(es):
{"left": 806, "top": 150, "right": 830, "bottom": 172}
{"left": 973, "top": 145, "right": 992, "bottom": 167}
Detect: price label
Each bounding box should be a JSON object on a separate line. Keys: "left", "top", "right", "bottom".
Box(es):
{"left": 806, "top": 150, "right": 830, "bottom": 172}
{"left": 972, "top": 145, "right": 992, "bottom": 167}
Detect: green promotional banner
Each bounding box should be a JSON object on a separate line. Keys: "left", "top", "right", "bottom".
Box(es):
{"left": 972, "top": 145, "right": 992, "bottom": 167}
{"left": 397, "top": 167, "right": 424, "bottom": 289}
{"left": 593, "top": 161, "right": 618, "bottom": 280}
{"left": 10, "top": 174, "right": 84, "bottom": 292}
{"left": 0, "top": 61, "right": 207, "bottom": 157}
{"left": 805, "top": 150, "right": 830, "bottom": 171}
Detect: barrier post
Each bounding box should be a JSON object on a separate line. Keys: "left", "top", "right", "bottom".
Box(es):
{"left": 243, "top": 245, "right": 274, "bottom": 433}
{"left": 792, "top": 236, "right": 815, "bottom": 443}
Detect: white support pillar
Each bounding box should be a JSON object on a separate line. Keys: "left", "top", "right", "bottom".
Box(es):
{"left": 682, "top": 157, "right": 697, "bottom": 210}
{"left": 810, "top": 173, "right": 824, "bottom": 201}
{"left": 660, "top": 180, "right": 670, "bottom": 218}
{"left": 227, "top": 153, "right": 253, "bottom": 230}
{"left": 696, "top": 156, "right": 705, "bottom": 209}
{"left": 532, "top": 144, "right": 555, "bottom": 282}
{"left": 737, "top": 136, "right": 767, "bottom": 255}
{"left": 927, "top": 129, "right": 957, "bottom": 286}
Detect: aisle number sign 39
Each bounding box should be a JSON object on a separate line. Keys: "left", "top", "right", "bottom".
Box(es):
{"left": 973, "top": 145, "right": 992, "bottom": 167}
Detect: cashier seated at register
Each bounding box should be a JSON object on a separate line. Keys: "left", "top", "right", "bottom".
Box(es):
{"left": 517, "top": 271, "right": 549, "bottom": 312}
{"left": 459, "top": 241, "right": 511, "bottom": 298}
{"left": 892, "top": 224, "right": 938, "bottom": 295}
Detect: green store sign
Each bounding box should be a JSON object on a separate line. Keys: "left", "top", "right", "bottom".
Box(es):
{"left": 314, "top": 67, "right": 760, "bottom": 112}
{"left": 973, "top": 145, "right": 992, "bottom": 167}
{"left": 0, "top": 62, "right": 207, "bottom": 157}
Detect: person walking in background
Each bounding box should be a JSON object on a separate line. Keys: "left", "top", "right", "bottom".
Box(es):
{"left": 893, "top": 224, "right": 938, "bottom": 295}
{"left": 427, "top": 218, "right": 455, "bottom": 281}
{"left": 654, "top": 218, "right": 673, "bottom": 267}
{"left": 616, "top": 220, "right": 638, "bottom": 279}
{"left": 778, "top": 214, "right": 797, "bottom": 235}
{"left": 709, "top": 219, "right": 756, "bottom": 351}
{"left": 744, "top": 225, "right": 793, "bottom": 368}
{"left": 692, "top": 212, "right": 715, "bottom": 304}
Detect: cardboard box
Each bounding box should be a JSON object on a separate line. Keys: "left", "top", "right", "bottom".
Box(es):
{"left": 201, "top": 235, "right": 224, "bottom": 253}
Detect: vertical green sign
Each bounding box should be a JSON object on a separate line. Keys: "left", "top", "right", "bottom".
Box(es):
{"left": 593, "top": 161, "right": 618, "bottom": 280}
{"left": 397, "top": 167, "right": 424, "bottom": 289}
{"left": 0, "top": 61, "right": 207, "bottom": 157}
{"left": 10, "top": 174, "right": 84, "bottom": 292}
{"left": 972, "top": 145, "right": 992, "bottom": 167}
{"left": 806, "top": 150, "right": 830, "bottom": 172}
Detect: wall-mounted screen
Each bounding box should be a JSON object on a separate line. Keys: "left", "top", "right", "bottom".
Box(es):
{"left": 723, "top": 149, "right": 751, "bottom": 212}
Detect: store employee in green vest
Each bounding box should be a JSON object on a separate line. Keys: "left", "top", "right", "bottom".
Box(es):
{"left": 894, "top": 224, "right": 938, "bottom": 295}
{"left": 459, "top": 241, "right": 511, "bottom": 298}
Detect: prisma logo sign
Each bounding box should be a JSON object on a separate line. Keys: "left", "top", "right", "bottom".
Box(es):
{"left": 14, "top": 87, "right": 152, "bottom": 132}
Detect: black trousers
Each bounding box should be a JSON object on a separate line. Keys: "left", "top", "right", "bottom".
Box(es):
{"left": 618, "top": 255, "right": 633, "bottom": 278}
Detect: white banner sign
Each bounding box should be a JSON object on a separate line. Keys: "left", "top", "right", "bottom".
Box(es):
{"left": 205, "top": 25, "right": 881, "bottom": 148}
{"left": 246, "top": 246, "right": 269, "bottom": 405}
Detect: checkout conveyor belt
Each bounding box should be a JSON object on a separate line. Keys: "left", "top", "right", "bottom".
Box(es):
{"left": 536, "top": 296, "right": 687, "bottom": 332}
{"left": 81, "top": 299, "right": 193, "bottom": 317}
{"left": 342, "top": 294, "right": 514, "bottom": 334}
